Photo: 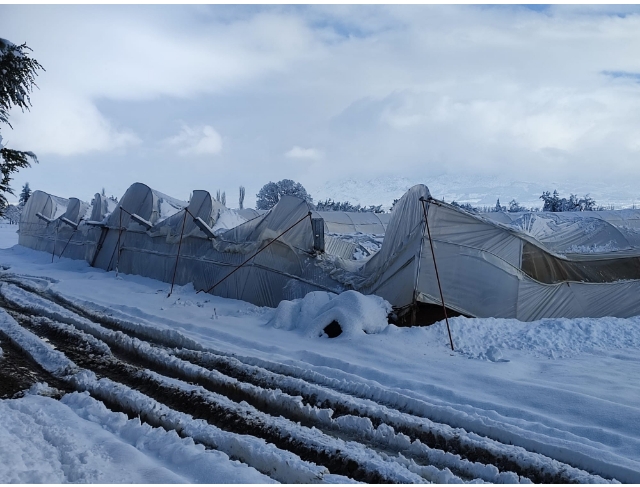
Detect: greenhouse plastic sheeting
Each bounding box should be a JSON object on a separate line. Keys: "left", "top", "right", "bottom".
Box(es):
{"left": 18, "top": 181, "right": 640, "bottom": 320}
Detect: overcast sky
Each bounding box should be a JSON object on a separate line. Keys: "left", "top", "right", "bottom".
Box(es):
{"left": 2, "top": 4, "right": 640, "bottom": 206}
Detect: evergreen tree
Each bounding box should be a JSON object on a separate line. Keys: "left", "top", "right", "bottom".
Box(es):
{"left": 0, "top": 39, "right": 44, "bottom": 212}
{"left": 508, "top": 199, "right": 526, "bottom": 212}
{"left": 577, "top": 194, "right": 596, "bottom": 211}
{"left": 256, "top": 179, "right": 312, "bottom": 210}
{"left": 19, "top": 182, "right": 31, "bottom": 205}
{"left": 221, "top": 191, "right": 226, "bottom": 207}
{"left": 540, "top": 190, "right": 561, "bottom": 211}
{"left": 451, "top": 201, "right": 478, "bottom": 213}
{"left": 540, "top": 190, "right": 597, "bottom": 212}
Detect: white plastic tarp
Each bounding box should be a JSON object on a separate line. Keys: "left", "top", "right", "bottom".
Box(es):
{"left": 17, "top": 181, "right": 640, "bottom": 321}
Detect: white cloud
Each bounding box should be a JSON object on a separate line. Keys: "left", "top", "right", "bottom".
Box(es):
{"left": 0, "top": 6, "right": 316, "bottom": 158}
{"left": 7, "top": 90, "right": 140, "bottom": 156}
{"left": 4, "top": 5, "right": 640, "bottom": 200}
{"left": 166, "top": 124, "right": 223, "bottom": 156}
{"left": 284, "top": 146, "right": 323, "bottom": 160}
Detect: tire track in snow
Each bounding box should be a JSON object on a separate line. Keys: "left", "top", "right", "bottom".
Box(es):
{"left": 8, "top": 308, "right": 483, "bottom": 483}
{"left": 0, "top": 307, "right": 332, "bottom": 484}
{"left": 0, "top": 301, "right": 429, "bottom": 483}
{"left": 0, "top": 330, "right": 71, "bottom": 399}
{"left": 0, "top": 276, "right": 618, "bottom": 483}
{"left": 0, "top": 279, "right": 529, "bottom": 483}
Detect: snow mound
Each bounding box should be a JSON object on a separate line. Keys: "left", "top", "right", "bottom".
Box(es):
{"left": 430, "top": 315, "right": 640, "bottom": 360}
{"left": 266, "top": 290, "right": 392, "bottom": 338}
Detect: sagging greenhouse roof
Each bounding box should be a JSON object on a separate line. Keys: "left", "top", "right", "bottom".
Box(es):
{"left": 18, "top": 182, "right": 640, "bottom": 322}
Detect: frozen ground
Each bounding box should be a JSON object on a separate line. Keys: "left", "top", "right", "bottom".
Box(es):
{"left": 0, "top": 225, "right": 639, "bottom": 482}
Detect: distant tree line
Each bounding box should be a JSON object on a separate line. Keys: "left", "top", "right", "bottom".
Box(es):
{"left": 450, "top": 191, "right": 612, "bottom": 214}
{"left": 251, "top": 180, "right": 621, "bottom": 214}
{"left": 315, "top": 199, "right": 384, "bottom": 213}
{"left": 255, "top": 179, "right": 386, "bottom": 212}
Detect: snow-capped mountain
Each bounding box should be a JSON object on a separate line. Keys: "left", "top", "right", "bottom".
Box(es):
{"left": 310, "top": 174, "right": 640, "bottom": 211}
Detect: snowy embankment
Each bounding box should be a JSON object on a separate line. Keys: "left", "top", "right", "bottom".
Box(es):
{"left": 1, "top": 228, "right": 640, "bottom": 482}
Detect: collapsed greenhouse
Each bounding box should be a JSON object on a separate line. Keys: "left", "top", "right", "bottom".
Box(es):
{"left": 18, "top": 182, "right": 640, "bottom": 323}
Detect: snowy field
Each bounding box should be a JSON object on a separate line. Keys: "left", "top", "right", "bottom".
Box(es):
{"left": 1, "top": 224, "right": 640, "bottom": 483}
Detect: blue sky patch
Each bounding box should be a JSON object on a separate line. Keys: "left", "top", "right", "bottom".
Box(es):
{"left": 602, "top": 71, "right": 640, "bottom": 82}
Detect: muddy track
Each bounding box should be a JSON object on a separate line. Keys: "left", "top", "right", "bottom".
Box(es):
{"left": 0, "top": 276, "right": 606, "bottom": 483}
{"left": 6, "top": 308, "right": 414, "bottom": 483}
{"left": 0, "top": 328, "right": 71, "bottom": 399}
{"left": 175, "top": 349, "right": 570, "bottom": 484}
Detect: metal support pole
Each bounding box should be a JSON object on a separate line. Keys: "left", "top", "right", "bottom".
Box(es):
{"left": 113, "top": 207, "right": 124, "bottom": 276}
{"left": 168, "top": 208, "right": 188, "bottom": 298}
{"left": 58, "top": 228, "right": 78, "bottom": 260}
{"left": 197, "top": 212, "right": 312, "bottom": 295}
{"left": 420, "top": 197, "right": 455, "bottom": 351}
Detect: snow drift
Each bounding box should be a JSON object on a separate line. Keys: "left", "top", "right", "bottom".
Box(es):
{"left": 266, "top": 290, "right": 392, "bottom": 338}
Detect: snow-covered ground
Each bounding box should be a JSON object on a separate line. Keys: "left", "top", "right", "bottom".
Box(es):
{"left": 0, "top": 224, "right": 19, "bottom": 249}
{"left": 1, "top": 225, "right": 640, "bottom": 482}
{"left": 0, "top": 388, "right": 271, "bottom": 483}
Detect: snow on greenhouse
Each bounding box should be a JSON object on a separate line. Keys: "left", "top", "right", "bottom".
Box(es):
{"left": 18, "top": 182, "right": 640, "bottom": 323}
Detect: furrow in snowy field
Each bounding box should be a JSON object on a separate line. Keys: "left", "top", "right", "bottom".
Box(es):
{"left": 139, "top": 369, "right": 427, "bottom": 483}
{"left": 29, "top": 316, "right": 112, "bottom": 355}
{"left": 226, "top": 353, "right": 623, "bottom": 483}
{"left": 8, "top": 303, "right": 431, "bottom": 483}
{"left": 0, "top": 273, "right": 59, "bottom": 290}
{"left": 0, "top": 282, "right": 532, "bottom": 483}
{"left": 0, "top": 279, "right": 615, "bottom": 483}
{"left": 178, "top": 350, "right": 606, "bottom": 484}
{"left": 15, "top": 307, "right": 485, "bottom": 484}
{"left": 4, "top": 302, "right": 434, "bottom": 484}
{"left": 0, "top": 307, "right": 79, "bottom": 377}
{"left": 0, "top": 309, "right": 337, "bottom": 484}
{"left": 17, "top": 308, "right": 506, "bottom": 484}
{"left": 1, "top": 283, "right": 341, "bottom": 429}
{"left": 172, "top": 352, "right": 529, "bottom": 484}
{"left": 58, "top": 391, "right": 278, "bottom": 484}
{"left": 0, "top": 275, "right": 207, "bottom": 351}
{"left": 0, "top": 389, "right": 275, "bottom": 483}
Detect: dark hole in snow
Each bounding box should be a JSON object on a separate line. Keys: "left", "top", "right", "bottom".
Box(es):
{"left": 390, "top": 302, "right": 465, "bottom": 327}
{"left": 323, "top": 321, "right": 342, "bottom": 338}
